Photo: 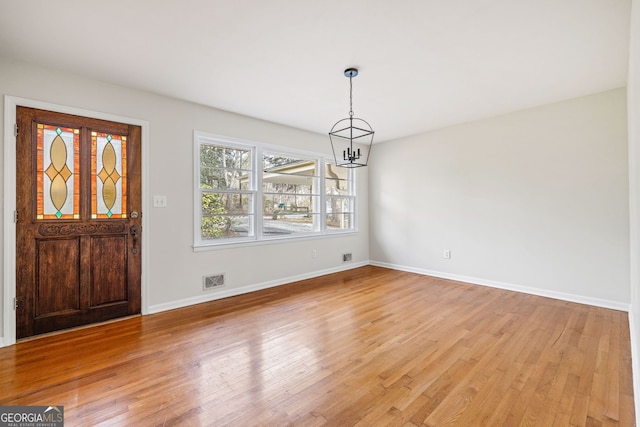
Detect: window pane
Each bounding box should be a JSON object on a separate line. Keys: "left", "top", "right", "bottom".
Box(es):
{"left": 264, "top": 195, "right": 316, "bottom": 216}
{"left": 263, "top": 192, "right": 318, "bottom": 235}
{"left": 325, "top": 163, "right": 352, "bottom": 195}
{"left": 263, "top": 213, "right": 319, "bottom": 236}
{"left": 263, "top": 157, "right": 317, "bottom": 196}
{"left": 325, "top": 178, "right": 351, "bottom": 196}
{"left": 202, "top": 215, "right": 253, "bottom": 239}
{"left": 202, "top": 193, "right": 251, "bottom": 215}
{"left": 201, "top": 167, "right": 251, "bottom": 190}
{"left": 263, "top": 154, "right": 318, "bottom": 235}
{"left": 326, "top": 213, "right": 353, "bottom": 230}
{"left": 37, "top": 124, "right": 80, "bottom": 220}
{"left": 263, "top": 156, "right": 316, "bottom": 171}
{"left": 326, "top": 197, "right": 352, "bottom": 214}
{"left": 263, "top": 175, "right": 315, "bottom": 194}
{"left": 201, "top": 145, "right": 251, "bottom": 169}
{"left": 92, "top": 132, "right": 127, "bottom": 219}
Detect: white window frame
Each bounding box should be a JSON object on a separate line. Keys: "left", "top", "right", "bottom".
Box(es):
{"left": 194, "top": 132, "right": 257, "bottom": 247}
{"left": 194, "top": 131, "right": 357, "bottom": 249}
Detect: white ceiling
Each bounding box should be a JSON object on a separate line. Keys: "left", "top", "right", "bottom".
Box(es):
{"left": 0, "top": 0, "right": 632, "bottom": 142}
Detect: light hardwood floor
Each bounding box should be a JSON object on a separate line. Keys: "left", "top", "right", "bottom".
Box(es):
{"left": 0, "top": 266, "right": 635, "bottom": 426}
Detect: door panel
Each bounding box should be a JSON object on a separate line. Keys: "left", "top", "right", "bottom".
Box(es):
{"left": 36, "top": 238, "right": 81, "bottom": 317}
{"left": 16, "top": 107, "right": 142, "bottom": 339}
{"left": 90, "top": 236, "right": 127, "bottom": 307}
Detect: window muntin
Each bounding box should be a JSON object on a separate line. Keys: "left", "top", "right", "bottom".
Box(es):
{"left": 195, "top": 132, "right": 356, "bottom": 247}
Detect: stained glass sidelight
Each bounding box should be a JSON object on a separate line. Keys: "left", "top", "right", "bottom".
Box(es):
{"left": 37, "top": 124, "right": 80, "bottom": 220}
{"left": 92, "top": 132, "right": 127, "bottom": 219}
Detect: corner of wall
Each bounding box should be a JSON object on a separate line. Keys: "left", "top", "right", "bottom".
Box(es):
{"left": 628, "top": 0, "right": 640, "bottom": 420}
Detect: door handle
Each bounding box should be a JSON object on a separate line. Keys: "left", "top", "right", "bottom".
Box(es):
{"left": 131, "top": 225, "right": 139, "bottom": 254}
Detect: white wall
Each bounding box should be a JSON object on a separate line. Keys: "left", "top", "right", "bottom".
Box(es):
{"left": 0, "top": 59, "right": 370, "bottom": 344}
{"left": 370, "top": 88, "right": 630, "bottom": 308}
{"left": 628, "top": 0, "right": 640, "bottom": 418}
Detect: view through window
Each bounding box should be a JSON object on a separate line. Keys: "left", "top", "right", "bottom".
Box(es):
{"left": 195, "top": 132, "right": 356, "bottom": 247}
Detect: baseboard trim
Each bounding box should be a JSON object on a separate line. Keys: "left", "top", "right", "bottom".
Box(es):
{"left": 148, "top": 261, "right": 368, "bottom": 314}
{"left": 369, "top": 261, "right": 631, "bottom": 312}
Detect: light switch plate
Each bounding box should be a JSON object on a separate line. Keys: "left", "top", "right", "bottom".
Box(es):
{"left": 153, "top": 195, "right": 167, "bottom": 208}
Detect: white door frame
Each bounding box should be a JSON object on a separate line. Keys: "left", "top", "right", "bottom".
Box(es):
{"left": 2, "top": 95, "right": 149, "bottom": 347}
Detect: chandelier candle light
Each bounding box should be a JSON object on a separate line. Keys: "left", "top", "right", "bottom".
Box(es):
{"left": 329, "top": 68, "right": 374, "bottom": 168}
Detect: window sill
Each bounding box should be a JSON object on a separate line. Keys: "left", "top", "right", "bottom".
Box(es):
{"left": 192, "top": 230, "right": 359, "bottom": 252}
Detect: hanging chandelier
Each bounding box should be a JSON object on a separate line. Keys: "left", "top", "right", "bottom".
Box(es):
{"left": 329, "top": 68, "right": 374, "bottom": 168}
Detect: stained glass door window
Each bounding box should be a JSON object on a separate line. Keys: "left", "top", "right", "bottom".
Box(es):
{"left": 92, "top": 132, "right": 127, "bottom": 218}
{"left": 36, "top": 124, "right": 80, "bottom": 219}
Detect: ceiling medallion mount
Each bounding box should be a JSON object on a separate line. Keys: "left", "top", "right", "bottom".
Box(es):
{"left": 329, "top": 67, "right": 374, "bottom": 168}
{"left": 344, "top": 68, "right": 358, "bottom": 78}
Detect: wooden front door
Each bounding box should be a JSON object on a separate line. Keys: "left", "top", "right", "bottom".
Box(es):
{"left": 15, "top": 107, "right": 142, "bottom": 339}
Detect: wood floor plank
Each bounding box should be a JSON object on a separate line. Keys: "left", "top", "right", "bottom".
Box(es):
{"left": 0, "top": 266, "right": 634, "bottom": 426}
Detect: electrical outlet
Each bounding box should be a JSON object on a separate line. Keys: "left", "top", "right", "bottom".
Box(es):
{"left": 312, "top": 249, "right": 317, "bottom": 259}
{"left": 443, "top": 250, "right": 451, "bottom": 259}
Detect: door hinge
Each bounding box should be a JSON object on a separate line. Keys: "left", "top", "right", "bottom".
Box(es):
{"left": 14, "top": 210, "right": 18, "bottom": 223}
{"left": 14, "top": 297, "right": 18, "bottom": 310}
{"left": 14, "top": 123, "right": 18, "bottom": 137}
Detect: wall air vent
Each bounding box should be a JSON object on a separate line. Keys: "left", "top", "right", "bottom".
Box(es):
{"left": 203, "top": 274, "right": 225, "bottom": 290}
